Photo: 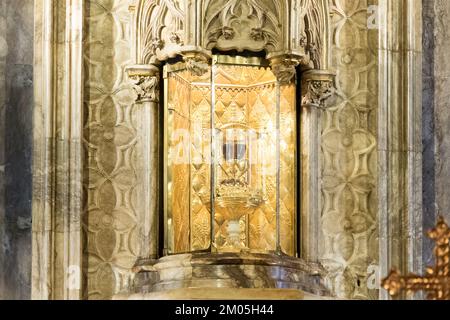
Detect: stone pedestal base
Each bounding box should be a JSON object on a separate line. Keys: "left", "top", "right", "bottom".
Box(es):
{"left": 117, "top": 252, "right": 332, "bottom": 300}
{"left": 115, "top": 288, "right": 305, "bottom": 300}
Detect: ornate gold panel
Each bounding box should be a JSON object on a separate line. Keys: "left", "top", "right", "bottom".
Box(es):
{"left": 167, "top": 72, "right": 191, "bottom": 253}
{"left": 165, "top": 59, "right": 297, "bottom": 255}
{"left": 279, "top": 85, "right": 297, "bottom": 256}
{"left": 190, "top": 83, "right": 213, "bottom": 251}
{"left": 165, "top": 67, "right": 212, "bottom": 253}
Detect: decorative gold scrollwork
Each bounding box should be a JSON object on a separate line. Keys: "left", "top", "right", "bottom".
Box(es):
{"left": 382, "top": 217, "right": 450, "bottom": 300}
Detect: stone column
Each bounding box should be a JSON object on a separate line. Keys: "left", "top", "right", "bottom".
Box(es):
{"left": 299, "top": 70, "right": 334, "bottom": 262}
{"left": 32, "top": 0, "right": 85, "bottom": 300}
{"left": 127, "top": 65, "right": 161, "bottom": 266}
{"left": 270, "top": 56, "right": 334, "bottom": 260}
{"left": 378, "top": 0, "right": 424, "bottom": 299}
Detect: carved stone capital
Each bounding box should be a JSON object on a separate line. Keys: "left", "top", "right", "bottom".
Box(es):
{"left": 181, "top": 48, "right": 212, "bottom": 77}
{"left": 301, "top": 70, "right": 335, "bottom": 109}
{"left": 269, "top": 54, "right": 304, "bottom": 85}
{"left": 185, "top": 56, "right": 209, "bottom": 77}
{"left": 126, "top": 65, "right": 160, "bottom": 103}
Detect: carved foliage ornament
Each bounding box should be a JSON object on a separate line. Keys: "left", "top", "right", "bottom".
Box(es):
{"left": 185, "top": 55, "right": 210, "bottom": 77}
{"left": 301, "top": 72, "right": 334, "bottom": 108}
{"left": 130, "top": 74, "right": 159, "bottom": 103}
{"left": 271, "top": 58, "right": 299, "bottom": 85}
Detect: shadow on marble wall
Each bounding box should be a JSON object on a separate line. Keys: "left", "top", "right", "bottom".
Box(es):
{"left": 422, "top": 0, "right": 450, "bottom": 267}
{"left": 422, "top": 0, "right": 437, "bottom": 268}
{"left": 0, "top": 0, "right": 34, "bottom": 300}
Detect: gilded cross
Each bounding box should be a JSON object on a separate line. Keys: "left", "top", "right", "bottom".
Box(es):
{"left": 382, "top": 217, "right": 450, "bottom": 300}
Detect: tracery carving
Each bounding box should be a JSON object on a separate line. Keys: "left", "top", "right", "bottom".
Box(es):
{"left": 203, "top": 0, "right": 283, "bottom": 53}
{"left": 301, "top": 0, "right": 327, "bottom": 69}
{"left": 320, "top": 1, "right": 379, "bottom": 299}
{"left": 136, "top": 0, "right": 185, "bottom": 64}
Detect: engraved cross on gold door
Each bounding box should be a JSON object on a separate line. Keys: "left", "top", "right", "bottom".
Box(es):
{"left": 382, "top": 217, "right": 450, "bottom": 300}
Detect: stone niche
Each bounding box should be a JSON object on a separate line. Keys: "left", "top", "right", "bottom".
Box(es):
{"left": 123, "top": 0, "right": 334, "bottom": 299}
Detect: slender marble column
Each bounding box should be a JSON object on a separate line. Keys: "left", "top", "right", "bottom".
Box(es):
{"left": 299, "top": 70, "right": 334, "bottom": 262}
{"left": 127, "top": 65, "right": 161, "bottom": 265}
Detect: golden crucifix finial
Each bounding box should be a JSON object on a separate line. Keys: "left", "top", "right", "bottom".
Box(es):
{"left": 382, "top": 216, "right": 450, "bottom": 300}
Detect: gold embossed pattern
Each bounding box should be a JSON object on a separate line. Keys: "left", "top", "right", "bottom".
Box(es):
{"left": 279, "top": 85, "right": 297, "bottom": 256}
{"left": 189, "top": 83, "right": 213, "bottom": 251}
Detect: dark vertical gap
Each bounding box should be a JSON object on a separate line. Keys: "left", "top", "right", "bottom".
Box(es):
{"left": 422, "top": 0, "right": 436, "bottom": 267}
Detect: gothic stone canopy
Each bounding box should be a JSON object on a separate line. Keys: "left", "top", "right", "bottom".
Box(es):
{"left": 131, "top": 0, "right": 331, "bottom": 72}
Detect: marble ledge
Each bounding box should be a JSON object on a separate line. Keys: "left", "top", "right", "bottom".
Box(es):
{"left": 115, "top": 288, "right": 336, "bottom": 300}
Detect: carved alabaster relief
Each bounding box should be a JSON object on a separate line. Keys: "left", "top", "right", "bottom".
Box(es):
{"left": 203, "top": 0, "right": 283, "bottom": 53}
{"left": 127, "top": 65, "right": 160, "bottom": 103}
{"left": 301, "top": 70, "right": 335, "bottom": 108}
{"left": 269, "top": 54, "right": 304, "bottom": 85}
{"left": 185, "top": 57, "right": 209, "bottom": 76}
{"left": 181, "top": 48, "right": 212, "bottom": 76}
{"left": 272, "top": 63, "right": 296, "bottom": 84}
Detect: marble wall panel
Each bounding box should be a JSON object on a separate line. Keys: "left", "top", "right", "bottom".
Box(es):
{"left": 0, "top": 0, "right": 34, "bottom": 300}
{"left": 422, "top": 0, "right": 450, "bottom": 267}
{"left": 320, "top": 0, "right": 379, "bottom": 300}
{"left": 83, "top": 0, "right": 139, "bottom": 300}
{"left": 430, "top": 0, "right": 450, "bottom": 233}
{"left": 422, "top": 0, "right": 436, "bottom": 269}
